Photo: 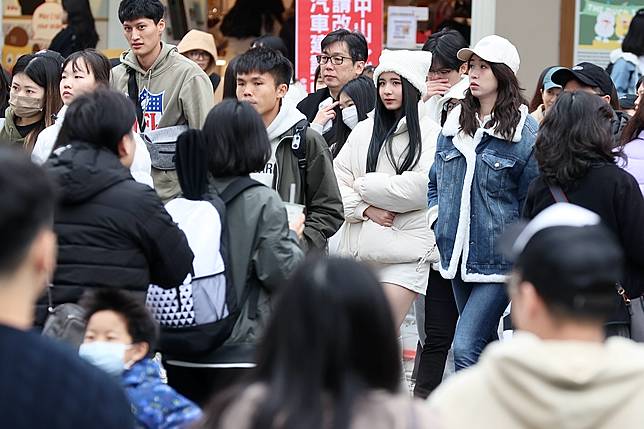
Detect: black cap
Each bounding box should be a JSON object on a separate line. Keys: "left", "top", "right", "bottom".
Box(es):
{"left": 551, "top": 62, "right": 615, "bottom": 97}
{"left": 619, "top": 94, "right": 637, "bottom": 110}
{"left": 500, "top": 203, "right": 623, "bottom": 311}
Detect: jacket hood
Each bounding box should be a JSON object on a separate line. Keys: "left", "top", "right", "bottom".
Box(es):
{"left": 481, "top": 333, "right": 644, "bottom": 429}
{"left": 46, "top": 142, "right": 132, "bottom": 203}
{"left": 442, "top": 103, "right": 530, "bottom": 143}
{"left": 120, "top": 42, "right": 180, "bottom": 77}
{"left": 176, "top": 29, "right": 218, "bottom": 75}
{"left": 267, "top": 102, "right": 307, "bottom": 141}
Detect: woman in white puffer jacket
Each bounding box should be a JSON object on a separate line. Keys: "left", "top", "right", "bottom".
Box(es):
{"left": 334, "top": 49, "right": 441, "bottom": 330}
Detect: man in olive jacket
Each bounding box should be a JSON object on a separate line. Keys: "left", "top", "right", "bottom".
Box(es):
{"left": 235, "top": 47, "right": 343, "bottom": 251}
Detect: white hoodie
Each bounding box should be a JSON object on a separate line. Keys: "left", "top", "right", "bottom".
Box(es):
{"left": 250, "top": 102, "right": 306, "bottom": 187}
{"left": 32, "top": 106, "right": 154, "bottom": 188}
{"left": 428, "top": 332, "right": 644, "bottom": 429}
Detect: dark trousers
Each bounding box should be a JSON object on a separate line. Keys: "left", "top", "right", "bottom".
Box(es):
{"left": 164, "top": 363, "right": 250, "bottom": 406}
{"left": 413, "top": 269, "right": 459, "bottom": 398}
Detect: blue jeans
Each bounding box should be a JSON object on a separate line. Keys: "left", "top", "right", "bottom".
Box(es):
{"left": 451, "top": 275, "right": 509, "bottom": 371}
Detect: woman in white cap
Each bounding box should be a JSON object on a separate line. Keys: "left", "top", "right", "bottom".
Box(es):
{"left": 428, "top": 35, "right": 540, "bottom": 370}
{"left": 334, "top": 49, "right": 441, "bottom": 332}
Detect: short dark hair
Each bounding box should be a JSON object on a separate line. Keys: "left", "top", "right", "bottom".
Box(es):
{"left": 203, "top": 99, "right": 271, "bottom": 177}
{"left": 321, "top": 29, "right": 368, "bottom": 62}
{"left": 236, "top": 46, "right": 293, "bottom": 87}
{"left": 515, "top": 225, "right": 622, "bottom": 322}
{"left": 62, "top": 49, "right": 111, "bottom": 86}
{"left": 0, "top": 147, "right": 56, "bottom": 275}
{"left": 536, "top": 91, "right": 618, "bottom": 186}
{"left": 251, "top": 35, "right": 289, "bottom": 58}
{"left": 118, "top": 0, "right": 165, "bottom": 24}
{"left": 55, "top": 88, "right": 135, "bottom": 155}
{"left": 81, "top": 289, "right": 158, "bottom": 357}
{"left": 422, "top": 28, "right": 468, "bottom": 71}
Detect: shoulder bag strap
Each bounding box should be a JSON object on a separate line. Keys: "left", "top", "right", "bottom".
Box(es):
{"left": 126, "top": 67, "right": 145, "bottom": 133}
{"left": 547, "top": 184, "right": 569, "bottom": 203}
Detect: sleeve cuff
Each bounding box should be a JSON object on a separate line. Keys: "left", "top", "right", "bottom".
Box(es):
{"left": 355, "top": 202, "right": 370, "bottom": 220}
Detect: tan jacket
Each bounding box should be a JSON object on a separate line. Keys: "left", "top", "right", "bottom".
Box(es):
{"left": 428, "top": 332, "right": 644, "bottom": 429}
{"left": 217, "top": 384, "right": 437, "bottom": 429}
{"left": 334, "top": 103, "right": 441, "bottom": 264}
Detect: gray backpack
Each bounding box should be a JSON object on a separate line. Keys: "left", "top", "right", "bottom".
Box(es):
{"left": 41, "top": 286, "right": 86, "bottom": 350}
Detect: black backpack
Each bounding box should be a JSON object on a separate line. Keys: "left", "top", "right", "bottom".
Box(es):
{"left": 146, "top": 177, "right": 263, "bottom": 358}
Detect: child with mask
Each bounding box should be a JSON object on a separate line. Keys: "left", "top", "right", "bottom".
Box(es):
{"left": 79, "top": 289, "right": 202, "bottom": 429}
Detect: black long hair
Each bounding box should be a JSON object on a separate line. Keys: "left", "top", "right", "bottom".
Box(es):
{"left": 0, "top": 67, "right": 9, "bottom": 116}
{"left": 536, "top": 91, "right": 621, "bottom": 186}
{"left": 460, "top": 61, "right": 526, "bottom": 140}
{"left": 622, "top": 9, "right": 644, "bottom": 56}
{"left": 332, "top": 76, "right": 376, "bottom": 158}
{"left": 222, "top": 55, "right": 241, "bottom": 99}
{"left": 621, "top": 89, "right": 644, "bottom": 145}
{"left": 199, "top": 257, "right": 401, "bottom": 429}
{"left": 175, "top": 129, "right": 209, "bottom": 200}
{"left": 63, "top": 0, "right": 99, "bottom": 49}
{"left": 367, "top": 77, "right": 422, "bottom": 174}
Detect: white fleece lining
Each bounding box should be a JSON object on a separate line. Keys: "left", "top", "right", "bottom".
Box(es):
{"left": 438, "top": 104, "right": 529, "bottom": 283}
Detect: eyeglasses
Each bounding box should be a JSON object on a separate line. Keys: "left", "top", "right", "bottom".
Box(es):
{"left": 428, "top": 68, "right": 455, "bottom": 77}
{"left": 186, "top": 50, "right": 210, "bottom": 60}
{"left": 316, "top": 54, "right": 354, "bottom": 65}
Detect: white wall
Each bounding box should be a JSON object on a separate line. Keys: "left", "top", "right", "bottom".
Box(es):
{"left": 494, "top": 0, "right": 561, "bottom": 99}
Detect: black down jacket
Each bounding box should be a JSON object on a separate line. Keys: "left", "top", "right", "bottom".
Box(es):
{"left": 36, "top": 142, "right": 193, "bottom": 325}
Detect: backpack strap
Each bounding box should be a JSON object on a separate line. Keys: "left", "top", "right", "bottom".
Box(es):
{"left": 547, "top": 184, "right": 568, "bottom": 203}
{"left": 126, "top": 66, "right": 145, "bottom": 132}
{"left": 291, "top": 119, "right": 308, "bottom": 191}
{"left": 219, "top": 176, "right": 263, "bottom": 203}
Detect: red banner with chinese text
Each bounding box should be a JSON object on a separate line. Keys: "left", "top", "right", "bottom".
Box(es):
{"left": 296, "top": 0, "right": 383, "bottom": 93}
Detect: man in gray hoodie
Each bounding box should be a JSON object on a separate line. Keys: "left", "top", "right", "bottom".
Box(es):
{"left": 235, "top": 47, "right": 343, "bottom": 252}
{"left": 428, "top": 203, "right": 644, "bottom": 429}
{"left": 111, "top": 0, "right": 213, "bottom": 201}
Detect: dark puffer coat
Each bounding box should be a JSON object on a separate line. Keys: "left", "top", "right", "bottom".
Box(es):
{"left": 36, "top": 142, "right": 193, "bottom": 325}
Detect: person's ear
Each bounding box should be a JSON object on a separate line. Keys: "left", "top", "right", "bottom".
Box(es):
{"left": 157, "top": 18, "right": 166, "bottom": 35}
{"left": 354, "top": 60, "right": 365, "bottom": 76}
{"left": 30, "top": 229, "right": 57, "bottom": 294}
{"left": 601, "top": 94, "right": 611, "bottom": 105}
{"left": 126, "top": 342, "right": 149, "bottom": 367}
{"left": 459, "top": 62, "right": 468, "bottom": 75}
{"left": 276, "top": 83, "right": 288, "bottom": 99}
{"left": 117, "top": 134, "right": 134, "bottom": 159}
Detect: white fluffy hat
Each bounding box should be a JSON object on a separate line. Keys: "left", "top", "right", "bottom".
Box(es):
{"left": 373, "top": 49, "right": 433, "bottom": 97}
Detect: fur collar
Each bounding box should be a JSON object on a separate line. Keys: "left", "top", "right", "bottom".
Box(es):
{"left": 442, "top": 104, "right": 529, "bottom": 143}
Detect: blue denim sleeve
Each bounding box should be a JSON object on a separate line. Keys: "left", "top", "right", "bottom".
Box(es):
{"left": 610, "top": 58, "right": 636, "bottom": 97}
{"left": 428, "top": 153, "right": 439, "bottom": 209}
{"left": 517, "top": 147, "right": 540, "bottom": 211}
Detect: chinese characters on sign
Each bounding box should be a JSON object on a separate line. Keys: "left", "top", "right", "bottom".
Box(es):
{"left": 297, "top": 0, "right": 383, "bottom": 92}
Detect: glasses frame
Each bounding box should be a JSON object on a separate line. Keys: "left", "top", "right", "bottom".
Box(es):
{"left": 316, "top": 54, "right": 354, "bottom": 65}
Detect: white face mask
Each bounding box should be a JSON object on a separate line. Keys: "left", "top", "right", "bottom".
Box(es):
{"left": 79, "top": 342, "right": 132, "bottom": 376}
{"left": 341, "top": 105, "right": 359, "bottom": 129}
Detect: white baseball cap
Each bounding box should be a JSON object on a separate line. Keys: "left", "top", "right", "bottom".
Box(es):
{"left": 457, "top": 35, "right": 520, "bottom": 74}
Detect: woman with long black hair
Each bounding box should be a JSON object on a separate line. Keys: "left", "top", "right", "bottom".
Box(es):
{"left": 49, "top": 0, "right": 99, "bottom": 58}
{"left": 523, "top": 90, "right": 644, "bottom": 337}
{"left": 335, "top": 49, "right": 441, "bottom": 334}
{"left": 428, "top": 35, "right": 539, "bottom": 370}
{"left": 197, "top": 258, "right": 436, "bottom": 429}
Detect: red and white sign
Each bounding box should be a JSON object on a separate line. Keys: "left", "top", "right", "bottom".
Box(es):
{"left": 296, "top": 0, "right": 383, "bottom": 93}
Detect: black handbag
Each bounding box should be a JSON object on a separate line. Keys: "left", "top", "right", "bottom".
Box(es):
{"left": 41, "top": 285, "right": 87, "bottom": 350}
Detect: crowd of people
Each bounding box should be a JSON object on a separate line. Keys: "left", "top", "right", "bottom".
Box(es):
{"left": 1, "top": 0, "right": 644, "bottom": 428}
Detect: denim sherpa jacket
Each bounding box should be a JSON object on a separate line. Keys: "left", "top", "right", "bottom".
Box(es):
{"left": 428, "top": 104, "right": 539, "bottom": 283}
